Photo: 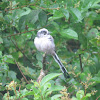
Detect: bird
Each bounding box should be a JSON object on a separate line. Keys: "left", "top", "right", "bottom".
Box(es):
{"left": 34, "top": 28, "right": 70, "bottom": 78}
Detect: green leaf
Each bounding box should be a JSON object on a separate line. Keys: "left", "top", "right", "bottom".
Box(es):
{"left": 61, "top": 8, "right": 69, "bottom": 20}
{"left": 49, "top": 85, "right": 65, "bottom": 92}
{"left": 82, "top": 93, "right": 91, "bottom": 100}
{"left": 39, "top": 11, "right": 47, "bottom": 26}
{"left": 8, "top": 71, "right": 16, "bottom": 80}
{"left": 18, "top": 15, "right": 27, "bottom": 31}
{"left": 20, "top": 89, "right": 28, "bottom": 97}
{"left": 87, "top": 28, "right": 98, "bottom": 39}
{"left": 22, "top": 91, "right": 34, "bottom": 97}
{"left": 50, "top": 21, "right": 60, "bottom": 31}
{"left": 36, "top": 52, "right": 43, "bottom": 61}
{"left": 26, "top": 84, "right": 33, "bottom": 89}
{"left": 48, "top": 10, "right": 64, "bottom": 21}
{"left": 82, "top": 0, "right": 100, "bottom": 10}
{"left": 61, "top": 29, "right": 78, "bottom": 40}
{"left": 76, "top": 90, "right": 84, "bottom": 99}
{"left": 72, "top": 97, "right": 78, "bottom": 100}
{"left": 69, "top": 8, "right": 83, "bottom": 22}
{"left": 21, "top": 98, "right": 28, "bottom": 100}
{"left": 51, "top": 94, "right": 63, "bottom": 100}
{"left": 40, "top": 73, "right": 62, "bottom": 86}
{"left": 0, "top": 37, "right": 3, "bottom": 44}
{"left": 86, "top": 93, "right": 91, "bottom": 97}
{"left": 80, "top": 73, "right": 86, "bottom": 81}
{"left": 46, "top": 85, "right": 65, "bottom": 97}
{"left": 91, "top": 77, "right": 100, "bottom": 83}
{"left": 42, "top": 82, "right": 51, "bottom": 96}
{"left": 4, "top": 55, "right": 15, "bottom": 64}
{"left": 0, "top": 51, "right": 2, "bottom": 57}
{"left": 37, "top": 61, "right": 43, "bottom": 68}
{"left": 27, "top": 10, "right": 40, "bottom": 24}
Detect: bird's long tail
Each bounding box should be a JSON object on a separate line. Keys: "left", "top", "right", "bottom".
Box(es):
{"left": 53, "top": 53, "right": 70, "bottom": 78}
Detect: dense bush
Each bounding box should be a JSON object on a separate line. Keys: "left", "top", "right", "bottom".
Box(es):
{"left": 0, "top": 0, "right": 100, "bottom": 100}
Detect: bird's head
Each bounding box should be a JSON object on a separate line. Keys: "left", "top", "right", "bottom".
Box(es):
{"left": 37, "top": 28, "right": 50, "bottom": 37}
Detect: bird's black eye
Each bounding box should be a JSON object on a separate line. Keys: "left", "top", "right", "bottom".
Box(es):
{"left": 42, "top": 31, "right": 47, "bottom": 35}
{"left": 44, "top": 32, "right": 46, "bottom": 35}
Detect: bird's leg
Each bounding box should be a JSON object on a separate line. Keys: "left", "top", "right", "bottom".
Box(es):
{"left": 37, "top": 52, "right": 47, "bottom": 83}
{"left": 42, "top": 52, "right": 47, "bottom": 70}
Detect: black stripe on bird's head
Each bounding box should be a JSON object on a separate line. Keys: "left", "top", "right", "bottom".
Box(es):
{"left": 37, "top": 28, "right": 50, "bottom": 37}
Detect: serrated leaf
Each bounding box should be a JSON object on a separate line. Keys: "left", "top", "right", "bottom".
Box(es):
{"left": 40, "top": 73, "right": 62, "bottom": 86}
{"left": 61, "top": 29, "right": 78, "bottom": 40}
{"left": 72, "top": 97, "right": 78, "bottom": 100}
{"left": 0, "top": 51, "right": 2, "bottom": 57}
{"left": 86, "top": 93, "right": 91, "bottom": 97}
{"left": 51, "top": 94, "right": 63, "bottom": 100}
{"left": 21, "top": 98, "right": 28, "bottom": 100}
{"left": 80, "top": 73, "right": 86, "bottom": 81}
{"left": 8, "top": 71, "right": 16, "bottom": 80}
{"left": 18, "top": 15, "right": 27, "bottom": 31}
{"left": 91, "top": 77, "right": 100, "bottom": 83}
{"left": 76, "top": 90, "right": 84, "bottom": 99}
{"left": 45, "top": 85, "right": 65, "bottom": 97}
{"left": 49, "top": 10, "right": 64, "bottom": 21}
{"left": 87, "top": 28, "right": 98, "bottom": 39}
{"left": 82, "top": 93, "right": 91, "bottom": 100}
{"left": 50, "top": 21, "right": 60, "bottom": 31}
{"left": 4, "top": 55, "right": 15, "bottom": 64}
{"left": 37, "top": 61, "right": 43, "bottom": 68}
{"left": 26, "top": 84, "right": 33, "bottom": 89}
{"left": 42, "top": 82, "right": 51, "bottom": 96}
{"left": 49, "top": 85, "right": 65, "bottom": 92}
{"left": 36, "top": 52, "right": 43, "bottom": 61}
{"left": 27, "top": 10, "right": 40, "bottom": 24}
{"left": 39, "top": 11, "right": 47, "bottom": 26}
{"left": 69, "top": 8, "right": 83, "bottom": 22}
{"left": 61, "top": 8, "right": 69, "bottom": 20}
{"left": 0, "top": 37, "right": 3, "bottom": 44}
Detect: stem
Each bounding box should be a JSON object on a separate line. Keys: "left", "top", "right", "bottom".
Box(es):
{"left": 42, "top": 53, "right": 47, "bottom": 70}
{"left": 79, "top": 54, "right": 83, "bottom": 72}
{"left": 15, "top": 60, "right": 29, "bottom": 84}
{"left": 37, "top": 53, "right": 47, "bottom": 83}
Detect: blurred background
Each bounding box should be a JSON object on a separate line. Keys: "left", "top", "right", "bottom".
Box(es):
{"left": 0, "top": 0, "right": 100, "bottom": 100}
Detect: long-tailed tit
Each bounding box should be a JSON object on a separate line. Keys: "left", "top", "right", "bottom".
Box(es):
{"left": 34, "top": 28, "right": 70, "bottom": 78}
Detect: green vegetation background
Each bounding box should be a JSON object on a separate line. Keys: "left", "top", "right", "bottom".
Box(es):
{"left": 0, "top": 0, "right": 100, "bottom": 100}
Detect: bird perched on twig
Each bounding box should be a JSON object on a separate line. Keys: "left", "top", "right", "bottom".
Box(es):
{"left": 34, "top": 28, "right": 70, "bottom": 78}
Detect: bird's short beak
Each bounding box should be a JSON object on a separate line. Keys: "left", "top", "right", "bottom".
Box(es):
{"left": 48, "top": 31, "right": 52, "bottom": 34}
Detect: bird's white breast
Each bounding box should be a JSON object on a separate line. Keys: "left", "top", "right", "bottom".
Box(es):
{"left": 34, "top": 36, "right": 55, "bottom": 54}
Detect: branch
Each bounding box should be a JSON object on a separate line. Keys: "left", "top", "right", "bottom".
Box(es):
{"left": 96, "top": 96, "right": 100, "bottom": 100}
{"left": 4, "top": 2, "right": 38, "bottom": 12}
{"left": 3, "top": 29, "right": 37, "bottom": 38}
{"left": 10, "top": 37, "right": 33, "bottom": 65}
{"left": 15, "top": 60, "right": 29, "bottom": 84}
{"left": 37, "top": 53, "right": 47, "bottom": 83}
{"left": 3, "top": 24, "right": 50, "bottom": 38}
{"left": 42, "top": 53, "right": 47, "bottom": 70}
{"left": 37, "top": 69, "right": 46, "bottom": 83}
{"left": 79, "top": 54, "right": 83, "bottom": 72}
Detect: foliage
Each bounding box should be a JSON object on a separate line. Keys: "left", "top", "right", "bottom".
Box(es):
{"left": 0, "top": 0, "right": 100, "bottom": 100}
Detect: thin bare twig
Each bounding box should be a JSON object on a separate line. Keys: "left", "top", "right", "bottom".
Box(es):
{"left": 37, "top": 69, "right": 46, "bottom": 83}
{"left": 3, "top": 29, "right": 37, "bottom": 38}
{"left": 4, "top": 2, "right": 38, "bottom": 12}
{"left": 15, "top": 60, "right": 29, "bottom": 84}
{"left": 10, "top": 36, "right": 33, "bottom": 65}
{"left": 42, "top": 53, "right": 47, "bottom": 70}
{"left": 79, "top": 54, "right": 83, "bottom": 72}
{"left": 3, "top": 24, "right": 50, "bottom": 38}
{"left": 96, "top": 96, "right": 100, "bottom": 100}
{"left": 37, "top": 53, "right": 47, "bottom": 83}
